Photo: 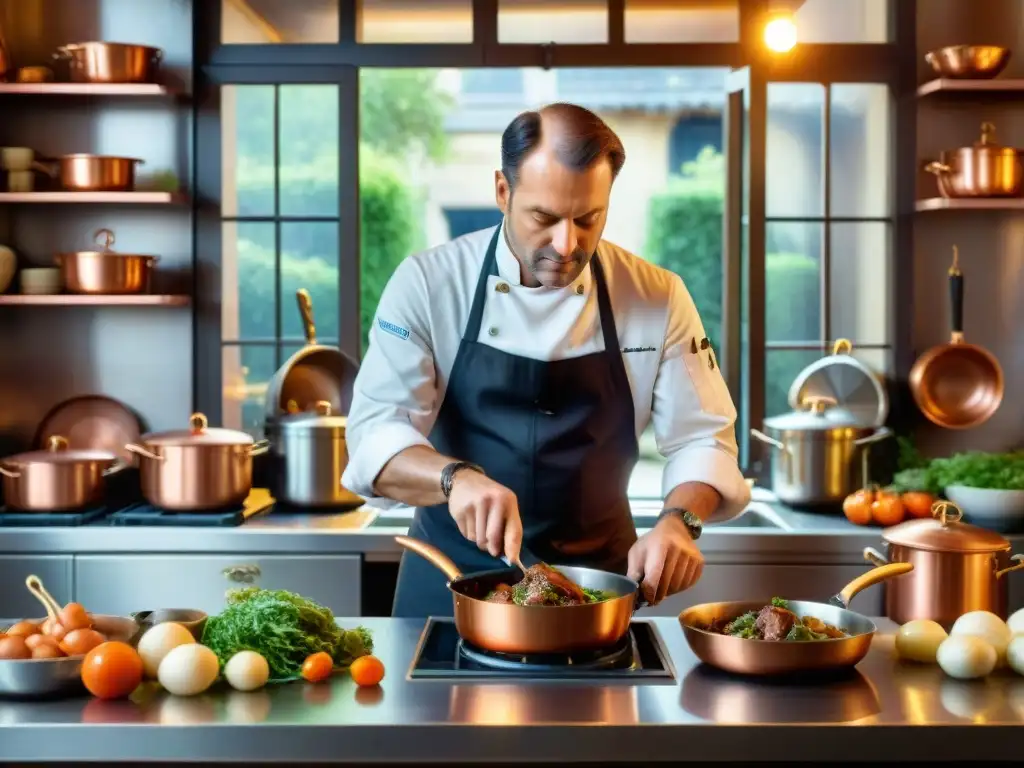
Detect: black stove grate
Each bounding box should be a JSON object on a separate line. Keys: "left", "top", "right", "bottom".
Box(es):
{"left": 0, "top": 506, "right": 111, "bottom": 527}
{"left": 409, "top": 617, "right": 675, "bottom": 681}
{"left": 107, "top": 501, "right": 258, "bottom": 527}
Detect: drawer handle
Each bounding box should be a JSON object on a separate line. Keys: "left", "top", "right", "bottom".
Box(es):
{"left": 223, "top": 564, "right": 261, "bottom": 584}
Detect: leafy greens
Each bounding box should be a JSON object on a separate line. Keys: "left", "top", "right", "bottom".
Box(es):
{"left": 201, "top": 587, "right": 373, "bottom": 681}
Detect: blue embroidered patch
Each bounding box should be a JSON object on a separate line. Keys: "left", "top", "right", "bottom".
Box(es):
{"left": 378, "top": 318, "right": 411, "bottom": 340}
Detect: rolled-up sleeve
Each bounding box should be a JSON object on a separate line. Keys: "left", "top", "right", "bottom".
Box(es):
{"left": 341, "top": 257, "right": 437, "bottom": 505}
{"left": 651, "top": 275, "right": 751, "bottom": 523}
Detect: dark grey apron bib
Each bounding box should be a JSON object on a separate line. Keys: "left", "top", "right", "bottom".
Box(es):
{"left": 392, "top": 227, "right": 639, "bottom": 618}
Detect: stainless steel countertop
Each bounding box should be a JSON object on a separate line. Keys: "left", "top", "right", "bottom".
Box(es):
{"left": 0, "top": 617, "right": 1021, "bottom": 763}
{"left": 2, "top": 489, "right": 1021, "bottom": 561}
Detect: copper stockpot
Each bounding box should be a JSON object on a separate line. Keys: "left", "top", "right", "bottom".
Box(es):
{"left": 395, "top": 535, "right": 646, "bottom": 654}
{"left": 909, "top": 247, "right": 1003, "bottom": 429}
{"left": 925, "top": 122, "right": 1024, "bottom": 198}
{"left": 54, "top": 42, "right": 162, "bottom": 84}
{"left": 56, "top": 228, "right": 157, "bottom": 294}
{"left": 0, "top": 436, "right": 126, "bottom": 512}
{"left": 125, "top": 413, "right": 269, "bottom": 511}
{"left": 863, "top": 501, "right": 1024, "bottom": 629}
{"left": 679, "top": 562, "right": 912, "bottom": 676}
{"left": 47, "top": 155, "right": 143, "bottom": 192}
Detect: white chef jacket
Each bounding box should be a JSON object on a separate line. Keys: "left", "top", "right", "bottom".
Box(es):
{"left": 341, "top": 222, "right": 751, "bottom": 523}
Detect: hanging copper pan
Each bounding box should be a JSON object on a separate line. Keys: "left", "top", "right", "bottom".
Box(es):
{"left": 909, "top": 246, "right": 1004, "bottom": 429}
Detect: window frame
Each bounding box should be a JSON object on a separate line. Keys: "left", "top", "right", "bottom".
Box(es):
{"left": 193, "top": 0, "right": 918, "bottom": 480}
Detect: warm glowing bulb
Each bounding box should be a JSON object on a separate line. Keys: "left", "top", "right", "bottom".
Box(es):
{"left": 764, "top": 16, "right": 797, "bottom": 53}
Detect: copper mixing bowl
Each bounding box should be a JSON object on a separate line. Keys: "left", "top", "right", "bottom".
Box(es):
{"left": 925, "top": 45, "right": 1011, "bottom": 79}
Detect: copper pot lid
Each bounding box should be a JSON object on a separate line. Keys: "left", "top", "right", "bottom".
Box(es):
{"left": 2, "top": 435, "right": 117, "bottom": 466}
{"left": 280, "top": 400, "right": 348, "bottom": 431}
{"left": 883, "top": 500, "right": 1010, "bottom": 553}
{"left": 59, "top": 228, "right": 158, "bottom": 262}
{"left": 141, "top": 413, "right": 255, "bottom": 447}
{"left": 787, "top": 339, "right": 888, "bottom": 428}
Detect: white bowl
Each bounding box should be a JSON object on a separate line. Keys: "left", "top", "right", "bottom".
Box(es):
{"left": 19, "top": 267, "right": 61, "bottom": 295}
{"left": 944, "top": 485, "right": 1024, "bottom": 531}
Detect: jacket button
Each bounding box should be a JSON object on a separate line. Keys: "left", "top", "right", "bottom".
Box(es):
{"left": 575, "top": 284, "right": 584, "bottom": 295}
{"left": 488, "top": 326, "right": 499, "bottom": 336}
{"left": 495, "top": 282, "right": 510, "bottom": 294}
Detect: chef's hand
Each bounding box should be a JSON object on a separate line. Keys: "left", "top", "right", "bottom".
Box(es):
{"left": 448, "top": 470, "right": 524, "bottom": 561}
{"left": 627, "top": 515, "right": 704, "bottom": 605}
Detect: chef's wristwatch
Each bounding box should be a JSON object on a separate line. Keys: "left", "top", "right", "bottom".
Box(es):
{"left": 441, "top": 461, "right": 485, "bottom": 499}
{"left": 659, "top": 506, "right": 703, "bottom": 540}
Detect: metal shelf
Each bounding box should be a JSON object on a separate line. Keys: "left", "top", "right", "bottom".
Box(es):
{"left": 916, "top": 198, "right": 1024, "bottom": 212}
{"left": 0, "top": 83, "right": 181, "bottom": 96}
{"left": 917, "top": 78, "right": 1024, "bottom": 97}
{"left": 0, "top": 295, "right": 191, "bottom": 306}
{"left": 0, "top": 192, "right": 188, "bottom": 205}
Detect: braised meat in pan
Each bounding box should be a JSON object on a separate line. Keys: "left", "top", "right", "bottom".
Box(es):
{"left": 702, "top": 597, "right": 848, "bottom": 641}
{"left": 485, "top": 564, "right": 616, "bottom": 606}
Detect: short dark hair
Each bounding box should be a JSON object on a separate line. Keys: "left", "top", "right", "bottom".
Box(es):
{"left": 500, "top": 102, "right": 626, "bottom": 189}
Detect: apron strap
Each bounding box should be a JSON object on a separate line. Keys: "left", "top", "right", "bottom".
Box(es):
{"left": 589, "top": 254, "right": 621, "bottom": 357}
{"left": 462, "top": 226, "right": 502, "bottom": 342}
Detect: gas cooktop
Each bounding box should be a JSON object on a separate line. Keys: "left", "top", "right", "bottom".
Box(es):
{"left": 408, "top": 618, "right": 676, "bottom": 682}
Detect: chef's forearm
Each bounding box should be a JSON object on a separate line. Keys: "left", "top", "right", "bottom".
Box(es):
{"left": 373, "top": 445, "right": 460, "bottom": 507}
{"left": 664, "top": 481, "right": 722, "bottom": 522}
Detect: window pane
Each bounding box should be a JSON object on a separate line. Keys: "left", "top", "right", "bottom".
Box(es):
{"left": 830, "top": 84, "right": 891, "bottom": 219}
{"left": 358, "top": 0, "right": 473, "bottom": 43}
{"left": 767, "top": 83, "right": 823, "bottom": 218}
{"left": 795, "top": 0, "right": 890, "bottom": 44}
{"left": 765, "top": 350, "right": 819, "bottom": 418}
{"left": 222, "top": 221, "right": 276, "bottom": 341}
{"left": 279, "top": 86, "right": 339, "bottom": 217}
{"left": 625, "top": 0, "right": 739, "bottom": 43}
{"left": 829, "top": 222, "right": 890, "bottom": 344}
{"left": 221, "top": 0, "right": 339, "bottom": 44}
{"left": 280, "top": 222, "right": 340, "bottom": 341}
{"left": 498, "top": 0, "right": 608, "bottom": 44}
{"left": 222, "top": 345, "right": 277, "bottom": 436}
{"left": 222, "top": 85, "right": 275, "bottom": 218}
{"left": 358, "top": 66, "right": 728, "bottom": 501}
{"left": 766, "top": 222, "right": 821, "bottom": 343}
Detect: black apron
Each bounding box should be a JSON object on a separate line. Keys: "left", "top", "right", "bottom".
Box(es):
{"left": 392, "top": 227, "right": 640, "bottom": 618}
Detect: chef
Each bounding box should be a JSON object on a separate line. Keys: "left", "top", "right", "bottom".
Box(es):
{"left": 341, "top": 102, "right": 750, "bottom": 618}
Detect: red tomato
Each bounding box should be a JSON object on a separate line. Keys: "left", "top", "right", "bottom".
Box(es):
{"left": 81, "top": 642, "right": 144, "bottom": 700}
{"left": 349, "top": 655, "right": 385, "bottom": 687}
{"left": 301, "top": 652, "right": 334, "bottom": 683}
{"left": 843, "top": 489, "right": 874, "bottom": 526}
{"left": 871, "top": 492, "right": 906, "bottom": 527}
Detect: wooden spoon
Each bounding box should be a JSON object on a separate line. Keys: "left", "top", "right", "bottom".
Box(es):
{"left": 25, "top": 574, "right": 62, "bottom": 622}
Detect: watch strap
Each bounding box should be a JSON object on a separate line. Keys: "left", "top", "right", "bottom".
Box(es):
{"left": 660, "top": 506, "right": 703, "bottom": 540}
{"left": 441, "top": 461, "right": 485, "bottom": 499}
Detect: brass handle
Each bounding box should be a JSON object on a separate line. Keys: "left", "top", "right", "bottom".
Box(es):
{"left": 832, "top": 338, "right": 853, "bottom": 355}
{"left": 837, "top": 562, "right": 914, "bottom": 607}
{"left": 924, "top": 161, "right": 952, "bottom": 176}
{"left": 862, "top": 546, "right": 890, "bottom": 567}
{"left": 979, "top": 121, "right": 996, "bottom": 145}
{"left": 249, "top": 439, "right": 270, "bottom": 457}
{"left": 314, "top": 401, "right": 332, "bottom": 416}
{"left": 102, "top": 460, "right": 130, "bottom": 477}
{"left": 93, "top": 228, "right": 115, "bottom": 251}
{"left": 25, "top": 574, "right": 62, "bottom": 621}
{"left": 222, "top": 564, "right": 261, "bottom": 584}
{"left": 996, "top": 554, "right": 1024, "bottom": 579}
{"left": 395, "top": 535, "right": 464, "bottom": 582}
{"left": 931, "top": 500, "right": 963, "bottom": 526}
{"left": 124, "top": 443, "right": 164, "bottom": 462}
{"left": 296, "top": 289, "right": 317, "bottom": 345}
{"left": 46, "top": 435, "right": 69, "bottom": 452}
{"left": 0, "top": 465, "right": 21, "bottom": 479}
{"left": 803, "top": 395, "right": 837, "bottom": 414}
{"left": 189, "top": 412, "right": 209, "bottom": 434}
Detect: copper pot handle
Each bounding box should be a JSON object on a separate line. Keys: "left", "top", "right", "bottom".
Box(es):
{"left": 0, "top": 465, "right": 20, "bottom": 479}
{"left": 249, "top": 439, "right": 270, "bottom": 457}
{"left": 924, "top": 161, "right": 951, "bottom": 176}
{"left": 750, "top": 428, "right": 786, "bottom": 452}
{"left": 832, "top": 338, "right": 853, "bottom": 355}
{"left": 395, "top": 535, "right": 464, "bottom": 582}
{"left": 863, "top": 546, "right": 890, "bottom": 567}
{"left": 125, "top": 443, "right": 164, "bottom": 462}
{"left": 102, "top": 460, "right": 130, "bottom": 477}
{"left": 995, "top": 554, "right": 1024, "bottom": 579}
{"left": 52, "top": 47, "right": 71, "bottom": 61}
{"left": 836, "top": 561, "right": 913, "bottom": 607}
{"left": 296, "top": 289, "right": 318, "bottom": 345}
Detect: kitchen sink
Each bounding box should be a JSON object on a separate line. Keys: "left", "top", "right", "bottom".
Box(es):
{"left": 367, "top": 507, "right": 790, "bottom": 531}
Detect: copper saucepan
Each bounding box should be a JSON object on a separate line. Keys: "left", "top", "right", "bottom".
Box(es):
{"left": 394, "top": 535, "right": 646, "bottom": 654}
{"left": 54, "top": 42, "right": 163, "bottom": 84}
{"left": 56, "top": 228, "right": 158, "bottom": 295}
{"left": 909, "top": 246, "right": 1003, "bottom": 429}
{"left": 40, "top": 155, "right": 143, "bottom": 192}
{"left": 924, "top": 122, "right": 1024, "bottom": 198}
{"left": 679, "top": 561, "right": 913, "bottom": 676}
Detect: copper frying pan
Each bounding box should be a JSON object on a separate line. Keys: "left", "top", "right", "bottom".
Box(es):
{"left": 678, "top": 561, "right": 912, "bottom": 676}
{"left": 909, "top": 246, "right": 1004, "bottom": 429}
{"left": 395, "top": 535, "right": 646, "bottom": 654}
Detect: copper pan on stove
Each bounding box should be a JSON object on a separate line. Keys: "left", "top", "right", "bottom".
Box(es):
{"left": 395, "top": 535, "right": 646, "bottom": 655}
{"left": 909, "top": 246, "right": 1003, "bottom": 429}
{"left": 679, "top": 562, "right": 912, "bottom": 676}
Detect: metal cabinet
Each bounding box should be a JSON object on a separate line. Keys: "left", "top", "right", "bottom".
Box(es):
{"left": 636, "top": 564, "right": 883, "bottom": 618}
{"left": 74, "top": 555, "right": 362, "bottom": 617}
{"left": 0, "top": 556, "right": 73, "bottom": 620}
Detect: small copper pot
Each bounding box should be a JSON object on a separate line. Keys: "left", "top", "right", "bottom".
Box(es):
{"left": 0, "top": 436, "right": 126, "bottom": 512}
{"left": 125, "top": 413, "right": 269, "bottom": 511}
{"left": 54, "top": 42, "right": 162, "bottom": 84}
{"left": 864, "top": 501, "right": 1024, "bottom": 629}
{"left": 57, "top": 228, "right": 158, "bottom": 295}
{"left": 924, "top": 122, "right": 1024, "bottom": 198}
{"left": 45, "top": 155, "right": 143, "bottom": 192}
